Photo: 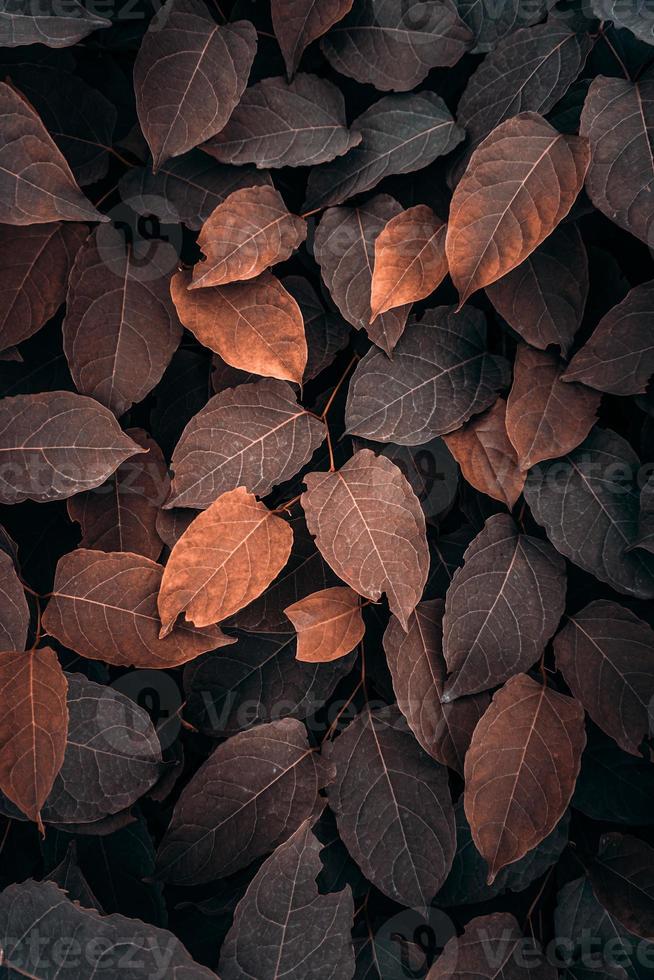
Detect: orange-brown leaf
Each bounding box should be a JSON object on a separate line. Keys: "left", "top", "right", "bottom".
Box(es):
{"left": 191, "top": 186, "right": 307, "bottom": 289}
{"left": 285, "top": 586, "right": 364, "bottom": 662}
{"left": 370, "top": 205, "right": 447, "bottom": 320}
{"left": 446, "top": 112, "right": 589, "bottom": 306}
{"left": 158, "top": 487, "right": 293, "bottom": 635}
{"left": 443, "top": 398, "right": 525, "bottom": 507}
{"left": 0, "top": 647, "right": 68, "bottom": 829}
{"left": 170, "top": 268, "right": 307, "bottom": 383}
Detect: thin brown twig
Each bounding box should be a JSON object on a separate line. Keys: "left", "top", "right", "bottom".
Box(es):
{"left": 321, "top": 354, "right": 359, "bottom": 421}
{"left": 273, "top": 492, "right": 302, "bottom": 514}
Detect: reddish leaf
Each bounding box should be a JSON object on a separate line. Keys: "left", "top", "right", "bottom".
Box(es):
{"left": 0, "top": 551, "right": 29, "bottom": 653}
{"left": 156, "top": 717, "right": 333, "bottom": 883}
{"left": 158, "top": 487, "right": 294, "bottom": 634}
{"left": 554, "top": 600, "right": 654, "bottom": 758}
{"left": 63, "top": 225, "right": 182, "bottom": 417}
{"left": 446, "top": 112, "right": 589, "bottom": 305}
{"left": 428, "top": 912, "right": 557, "bottom": 979}
{"left": 0, "top": 647, "right": 68, "bottom": 829}
{"left": 0, "top": 223, "right": 86, "bottom": 352}
{"left": 301, "top": 449, "right": 429, "bottom": 630}
{"left": 0, "top": 391, "right": 145, "bottom": 505}
{"left": 43, "top": 549, "right": 232, "bottom": 668}
{"left": 170, "top": 268, "right": 307, "bottom": 383}
{"left": 506, "top": 344, "right": 600, "bottom": 470}
{"left": 167, "top": 379, "right": 325, "bottom": 509}
{"left": 190, "top": 185, "right": 306, "bottom": 289}
{"left": 465, "top": 673, "right": 585, "bottom": 882}
{"left": 285, "top": 586, "right": 364, "bottom": 662}
{"left": 134, "top": 0, "right": 256, "bottom": 170}
{"left": 383, "top": 599, "right": 490, "bottom": 774}
{"left": 203, "top": 73, "right": 360, "bottom": 169}
{"left": 271, "top": 0, "right": 354, "bottom": 78}
{"left": 369, "top": 205, "right": 448, "bottom": 320}
{"left": 442, "top": 514, "right": 566, "bottom": 700}
{"left": 444, "top": 398, "right": 525, "bottom": 507}
{"left": 67, "top": 428, "right": 169, "bottom": 560}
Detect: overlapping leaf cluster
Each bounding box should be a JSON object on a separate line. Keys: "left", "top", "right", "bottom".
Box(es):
{"left": 1, "top": 0, "right": 654, "bottom": 977}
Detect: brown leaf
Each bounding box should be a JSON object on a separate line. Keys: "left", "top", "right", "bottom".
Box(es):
{"left": 63, "top": 225, "right": 182, "bottom": 417}
{"left": 0, "top": 647, "right": 68, "bottom": 829}
{"left": 167, "top": 379, "right": 325, "bottom": 510}
{"left": 134, "top": 0, "right": 256, "bottom": 170}
{"left": 301, "top": 449, "right": 429, "bottom": 630}
{"left": 0, "top": 391, "right": 145, "bottom": 505}
{"left": 170, "top": 268, "right": 307, "bottom": 383}
{"left": 314, "top": 194, "right": 410, "bottom": 353}
{"left": 0, "top": 223, "right": 86, "bottom": 351}
{"left": 428, "top": 911, "right": 557, "bottom": 979}
{"left": 446, "top": 112, "right": 589, "bottom": 305}
{"left": 580, "top": 75, "right": 654, "bottom": 246}
{"left": 485, "top": 222, "right": 588, "bottom": 356}
{"left": 285, "top": 586, "right": 364, "bottom": 662}
{"left": 0, "top": 551, "right": 29, "bottom": 653}
{"left": 158, "top": 487, "right": 294, "bottom": 635}
{"left": 442, "top": 514, "right": 567, "bottom": 700}
{"left": 562, "top": 279, "right": 654, "bottom": 395}
{"left": 271, "top": 0, "right": 354, "bottom": 78}
{"left": 506, "top": 344, "right": 600, "bottom": 470}
{"left": 43, "top": 549, "right": 232, "bottom": 668}
{"left": 67, "top": 428, "right": 169, "bottom": 560}
{"left": 464, "top": 673, "right": 585, "bottom": 882}
{"left": 383, "top": 599, "right": 490, "bottom": 775}
{"left": 554, "top": 600, "right": 654, "bottom": 757}
{"left": 190, "top": 185, "right": 306, "bottom": 289}
{"left": 444, "top": 398, "right": 525, "bottom": 508}
{"left": 0, "top": 82, "right": 105, "bottom": 224}
{"left": 369, "top": 205, "right": 448, "bottom": 320}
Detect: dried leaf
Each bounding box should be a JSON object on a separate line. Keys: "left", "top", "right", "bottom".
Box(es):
{"left": 219, "top": 815, "right": 355, "bottom": 980}
{"left": 464, "top": 673, "right": 585, "bottom": 882}
{"left": 43, "top": 549, "right": 232, "bottom": 668}
{"left": 63, "top": 225, "right": 182, "bottom": 417}
{"left": 67, "top": 428, "right": 169, "bottom": 560}
{"left": 190, "top": 185, "right": 306, "bottom": 289}
{"left": 446, "top": 112, "right": 589, "bottom": 305}
{"left": 554, "top": 600, "right": 654, "bottom": 757}
{"left": 485, "top": 222, "right": 588, "bottom": 356}
{"left": 0, "top": 647, "right": 67, "bottom": 829}
{"left": 304, "top": 91, "right": 464, "bottom": 211}
{"left": 428, "top": 911, "right": 557, "bottom": 979}
{"left": 285, "top": 586, "right": 364, "bottom": 662}
{"left": 167, "top": 378, "right": 325, "bottom": 509}
{"left": 345, "top": 306, "right": 510, "bottom": 444}
{"left": 301, "top": 449, "right": 429, "bottom": 630}
{"left": 0, "top": 391, "right": 145, "bottom": 504}
{"left": 581, "top": 75, "right": 654, "bottom": 246}
{"left": 272, "top": 0, "right": 354, "bottom": 78}
{"left": 203, "top": 73, "right": 361, "bottom": 169}
{"left": 442, "top": 514, "right": 567, "bottom": 700}
{"left": 383, "top": 599, "right": 490, "bottom": 774}
{"left": 158, "top": 487, "right": 294, "bottom": 634}
{"left": 134, "top": 0, "right": 256, "bottom": 169}
{"left": 369, "top": 205, "right": 448, "bottom": 320}
{"left": 0, "top": 551, "right": 29, "bottom": 652}
{"left": 506, "top": 344, "right": 600, "bottom": 470}
{"left": 326, "top": 705, "right": 456, "bottom": 907}
{"left": 0, "top": 81, "right": 106, "bottom": 224}
{"left": 562, "top": 279, "right": 654, "bottom": 395}
{"left": 0, "top": 222, "right": 86, "bottom": 351}
{"left": 444, "top": 398, "right": 525, "bottom": 507}
{"left": 321, "top": 0, "right": 472, "bottom": 91}
{"left": 170, "top": 268, "right": 307, "bottom": 383}
{"left": 156, "top": 717, "right": 332, "bottom": 883}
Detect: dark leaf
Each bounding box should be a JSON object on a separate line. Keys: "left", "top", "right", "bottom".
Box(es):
{"left": 442, "top": 513, "right": 566, "bottom": 700}
{"left": 46, "top": 842, "right": 103, "bottom": 912}
{"left": 555, "top": 874, "right": 631, "bottom": 980}
{"left": 590, "top": 834, "right": 654, "bottom": 942}
{"left": 345, "top": 305, "right": 510, "bottom": 444}
{"left": 456, "top": 0, "right": 555, "bottom": 53}
{"left": 304, "top": 91, "right": 464, "bottom": 211}
{"left": 134, "top": 0, "right": 257, "bottom": 170}
{"left": 203, "top": 73, "right": 361, "bottom": 168}
{"left": 0, "top": 550, "right": 29, "bottom": 651}
{"left": 283, "top": 275, "right": 350, "bottom": 380}
{"left": 0, "top": 0, "right": 109, "bottom": 47}
{"left": 592, "top": 1, "right": 654, "bottom": 50}
{"left": 573, "top": 723, "right": 654, "bottom": 826}
{"left": 326, "top": 705, "right": 456, "bottom": 907}
{"left": 271, "top": 0, "right": 354, "bottom": 78}
{"left": 428, "top": 912, "right": 557, "bottom": 979}
{"left": 156, "top": 717, "right": 333, "bottom": 883}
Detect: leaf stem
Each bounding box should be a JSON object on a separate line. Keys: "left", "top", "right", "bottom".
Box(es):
{"left": 320, "top": 354, "right": 359, "bottom": 421}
